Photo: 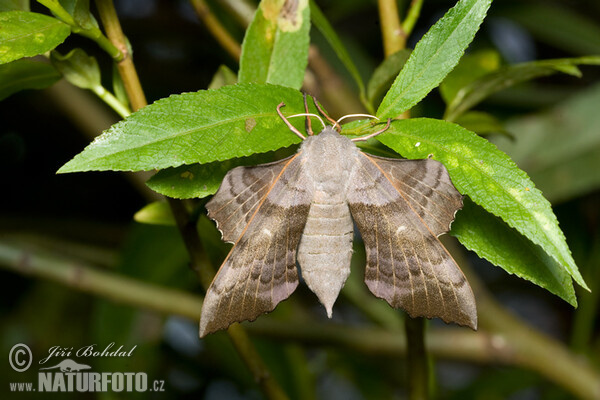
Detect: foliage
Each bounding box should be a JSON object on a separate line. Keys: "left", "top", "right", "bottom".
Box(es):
{"left": 1, "top": 0, "right": 600, "bottom": 399}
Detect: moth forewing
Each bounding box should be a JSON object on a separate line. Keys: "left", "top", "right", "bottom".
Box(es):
{"left": 199, "top": 154, "right": 312, "bottom": 337}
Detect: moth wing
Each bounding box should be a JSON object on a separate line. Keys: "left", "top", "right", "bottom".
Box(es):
{"left": 200, "top": 154, "right": 312, "bottom": 337}
{"left": 347, "top": 152, "right": 476, "bottom": 329}
{"left": 365, "top": 155, "right": 463, "bottom": 236}
{"left": 206, "top": 155, "right": 295, "bottom": 243}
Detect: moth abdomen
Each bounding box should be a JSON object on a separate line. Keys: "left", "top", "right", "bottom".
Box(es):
{"left": 297, "top": 201, "right": 354, "bottom": 318}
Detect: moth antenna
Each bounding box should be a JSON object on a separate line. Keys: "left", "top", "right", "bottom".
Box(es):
{"left": 303, "top": 93, "right": 314, "bottom": 135}
{"left": 337, "top": 113, "right": 379, "bottom": 125}
{"left": 351, "top": 118, "right": 392, "bottom": 142}
{"left": 312, "top": 97, "right": 340, "bottom": 132}
{"left": 277, "top": 102, "right": 306, "bottom": 140}
{"left": 287, "top": 114, "right": 326, "bottom": 130}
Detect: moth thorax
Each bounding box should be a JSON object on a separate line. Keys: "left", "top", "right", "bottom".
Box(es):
{"left": 297, "top": 200, "right": 354, "bottom": 318}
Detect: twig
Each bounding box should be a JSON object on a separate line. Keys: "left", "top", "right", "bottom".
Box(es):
{"left": 166, "top": 199, "right": 290, "bottom": 400}
{"left": 405, "top": 317, "right": 429, "bottom": 400}
{"left": 190, "top": 0, "right": 242, "bottom": 61}
{"left": 377, "top": 0, "right": 406, "bottom": 56}
{"left": 96, "top": 0, "right": 147, "bottom": 111}
{"left": 402, "top": 0, "right": 424, "bottom": 39}
{"left": 0, "top": 240, "right": 202, "bottom": 319}
{"left": 2, "top": 240, "right": 599, "bottom": 399}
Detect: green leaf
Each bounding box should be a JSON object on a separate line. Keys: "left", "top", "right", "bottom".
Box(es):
{"left": 0, "top": 0, "right": 29, "bottom": 11}
{"left": 496, "top": 83, "right": 600, "bottom": 203}
{"left": 133, "top": 201, "right": 175, "bottom": 226}
{"left": 58, "top": 0, "right": 98, "bottom": 30}
{"left": 208, "top": 64, "right": 238, "bottom": 90}
{"left": 146, "top": 151, "right": 288, "bottom": 199}
{"left": 444, "top": 56, "right": 600, "bottom": 121}
{"left": 0, "top": 11, "right": 70, "bottom": 64}
{"left": 0, "top": 58, "right": 60, "bottom": 100}
{"left": 58, "top": 83, "right": 316, "bottom": 173}
{"left": 451, "top": 198, "right": 576, "bottom": 306}
{"left": 366, "top": 49, "right": 410, "bottom": 107}
{"left": 238, "top": 0, "right": 310, "bottom": 90}
{"left": 376, "top": 0, "right": 491, "bottom": 117}
{"left": 377, "top": 118, "right": 587, "bottom": 291}
{"left": 439, "top": 49, "right": 500, "bottom": 104}
{"left": 50, "top": 48, "right": 100, "bottom": 89}
{"left": 310, "top": 0, "right": 365, "bottom": 98}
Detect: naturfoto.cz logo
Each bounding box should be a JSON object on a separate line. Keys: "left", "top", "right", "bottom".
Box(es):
{"left": 8, "top": 343, "right": 165, "bottom": 393}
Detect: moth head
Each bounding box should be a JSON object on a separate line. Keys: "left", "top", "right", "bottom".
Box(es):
{"left": 277, "top": 98, "right": 391, "bottom": 143}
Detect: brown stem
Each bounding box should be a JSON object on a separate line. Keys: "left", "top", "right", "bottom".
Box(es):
{"left": 378, "top": 0, "right": 406, "bottom": 57}
{"left": 190, "top": 0, "right": 242, "bottom": 61}
{"left": 405, "top": 317, "right": 429, "bottom": 400}
{"left": 166, "top": 199, "right": 290, "bottom": 400}
{"left": 2, "top": 239, "right": 599, "bottom": 399}
{"left": 96, "top": 0, "right": 147, "bottom": 111}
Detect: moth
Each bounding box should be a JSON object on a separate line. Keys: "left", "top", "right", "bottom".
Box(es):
{"left": 199, "top": 97, "right": 476, "bottom": 337}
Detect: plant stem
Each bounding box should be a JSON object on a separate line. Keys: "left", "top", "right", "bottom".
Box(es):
{"left": 0, "top": 240, "right": 202, "bottom": 318}
{"left": 402, "top": 0, "right": 424, "bottom": 38}
{"left": 167, "top": 199, "right": 290, "bottom": 400}
{"left": 95, "top": 0, "right": 147, "bottom": 111}
{"left": 91, "top": 85, "right": 131, "bottom": 118}
{"left": 405, "top": 317, "right": 429, "bottom": 400}
{"left": 378, "top": 0, "right": 406, "bottom": 57}
{"left": 190, "top": 0, "right": 241, "bottom": 61}
{"left": 2, "top": 239, "right": 599, "bottom": 399}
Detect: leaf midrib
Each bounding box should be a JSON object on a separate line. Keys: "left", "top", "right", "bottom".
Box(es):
{"left": 66, "top": 112, "right": 292, "bottom": 167}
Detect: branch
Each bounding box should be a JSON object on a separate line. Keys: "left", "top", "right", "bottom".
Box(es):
{"left": 378, "top": 0, "right": 406, "bottom": 56}
{"left": 96, "top": 0, "right": 147, "bottom": 111}
{"left": 190, "top": 0, "right": 242, "bottom": 61}
{"left": 1, "top": 239, "right": 599, "bottom": 398}
{"left": 405, "top": 317, "right": 429, "bottom": 400}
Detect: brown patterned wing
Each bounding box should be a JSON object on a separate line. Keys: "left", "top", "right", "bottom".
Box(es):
{"left": 206, "top": 155, "right": 295, "bottom": 243}
{"left": 347, "top": 152, "right": 476, "bottom": 329}
{"left": 365, "top": 155, "right": 463, "bottom": 236}
{"left": 200, "top": 153, "right": 312, "bottom": 337}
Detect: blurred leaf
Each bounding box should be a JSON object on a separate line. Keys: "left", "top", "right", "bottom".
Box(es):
{"left": 208, "top": 64, "right": 237, "bottom": 89}
{"left": 57, "top": 84, "right": 317, "bottom": 173}
{"left": 378, "top": 118, "right": 587, "bottom": 291}
{"left": 454, "top": 111, "right": 511, "bottom": 138}
{"left": 439, "top": 49, "right": 500, "bottom": 104}
{"left": 366, "top": 49, "right": 410, "bottom": 107}
{"left": 0, "top": 58, "right": 60, "bottom": 100}
{"left": 134, "top": 201, "right": 175, "bottom": 226}
{"left": 0, "top": 11, "right": 70, "bottom": 64}
{"left": 502, "top": 4, "right": 600, "bottom": 56}
{"left": 376, "top": 0, "right": 491, "bottom": 117}
{"left": 146, "top": 152, "right": 283, "bottom": 199}
{"left": 444, "top": 56, "right": 600, "bottom": 121}
{"left": 58, "top": 0, "right": 98, "bottom": 30}
{"left": 0, "top": 0, "right": 29, "bottom": 11}
{"left": 496, "top": 83, "right": 600, "bottom": 203}
{"left": 310, "top": 0, "right": 365, "bottom": 97}
{"left": 451, "top": 198, "right": 576, "bottom": 306}
{"left": 50, "top": 48, "right": 100, "bottom": 89}
{"left": 238, "top": 0, "right": 310, "bottom": 90}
